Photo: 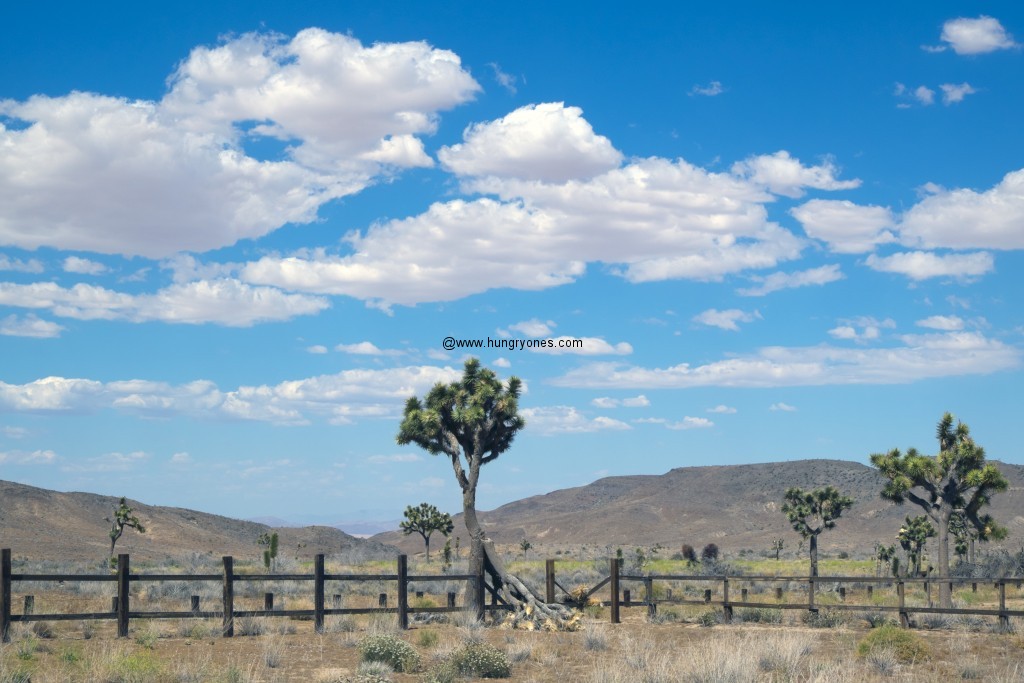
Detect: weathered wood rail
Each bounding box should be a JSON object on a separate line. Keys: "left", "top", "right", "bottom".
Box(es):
{"left": 0, "top": 549, "right": 505, "bottom": 642}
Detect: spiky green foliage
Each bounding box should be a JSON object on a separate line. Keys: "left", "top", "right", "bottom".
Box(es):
{"left": 107, "top": 497, "right": 145, "bottom": 557}
{"left": 257, "top": 532, "right": 279, "bottom": 572}
{"left": 897, "top": 516, "right": 935, "bottom": 577}
{"left": 782, "top": 486, "right": 854, "bottom": 577}
{"left": 870, "top": 412, "right": 1008, "bottom": 606}
{"left": 399, "top": 502, "right": 453, "bottom": 560}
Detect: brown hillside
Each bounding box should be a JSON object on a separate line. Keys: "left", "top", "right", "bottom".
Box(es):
{"left": 373, "top": 459, "right": 1024, "bottom": 556}
{"left": 0, "top": 480, "right": 397, "bottom": 564}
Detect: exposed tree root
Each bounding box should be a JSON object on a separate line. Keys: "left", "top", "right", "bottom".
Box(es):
{"left": 480, "top": 537, "right": 582, "bottom": 631}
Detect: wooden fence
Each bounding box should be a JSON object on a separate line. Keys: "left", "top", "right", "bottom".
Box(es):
{"left": 3, "top": 550, "right": 1022, "bottom": 642}
{"left": 0, "top": 549, "right": 509, "bottom": 643}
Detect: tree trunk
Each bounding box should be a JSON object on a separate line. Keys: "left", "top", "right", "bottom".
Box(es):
{"left": 969, "top": 538, "right": 975, "bottom": 564}
{"left": 461, "top": 487, "right": 575, "bottom": 628}
{"left": 425, "top": 535, "right": 430, "bottom": 561}
{"left": 937, "top": 513, "right": 952, "bottom": 608}
{"left": 809, "top": 534, "right": 818, "bottom": 578}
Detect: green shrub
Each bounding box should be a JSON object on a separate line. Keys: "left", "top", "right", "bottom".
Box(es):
{"left": 857, "top": 624, "right": 929, "bottom": 663}
{"left": 736, "top": 607, "right": 782, "bottom": 624}
{"left": 697, "top": 609, "right": 720, "bottom": 627}
{"left": 416, "top": 629, "right": 439, "bottom": 648}
{"left": 359, "top": 634, "right": 420, "bottom": 673}
{"left": 451, "top": 642, "right": 511, "bottom": 678}
{"left": 802, "top": 609, "right": 846, "bottom": 628}
{"left": 423, "top": 660, "right": 460, "bottom": 683}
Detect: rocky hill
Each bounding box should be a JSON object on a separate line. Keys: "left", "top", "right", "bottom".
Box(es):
{"left": 372, "top": 459, "right": 1024, "bottom": 557}
{"left": 0, "top": 480, "right": 397, "bottom": 564}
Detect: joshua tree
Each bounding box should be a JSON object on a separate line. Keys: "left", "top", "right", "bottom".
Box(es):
{"left": 897, "top": 515, "right": 936, "bottom": 577}
{"left": 701, "top": 543, "right": 720, "bottom": 562}
{"left": 772, "top": 538, "right": 784, "bottom": 561}
{"left": 875, "top": 543, "right": 897, "bottom": 577}
{"left": 681, "top": 544, "right": 697, "bottom": 565}
{"left": 397, "top": 358, "right": 574, "bottom": 626}
{"left": 781, "top": 486, "right": 854, "bottom": 577}
{"left": 871, "top": 412, "right": 1008, "bottom": 607}
{"left": 257, "top": 532, "right": 279, "bottom": 572}
{"left": 399, "top": 503, "right": 454, "bottom": 561}
{"left": 519, "top": 539, "right": 533, "bottom": 558}
{"left": 107, "top": 497, "right": 145, "bottom": 559}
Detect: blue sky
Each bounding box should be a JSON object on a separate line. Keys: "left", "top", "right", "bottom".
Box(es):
{"left": 1, "top": 2, "right": 1022, "bottom": 532}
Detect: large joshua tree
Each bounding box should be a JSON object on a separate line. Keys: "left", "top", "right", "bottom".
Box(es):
{"left": 781, "top": 486, "right": 854, "bottom": 577}
{"left": 396, "top": 358, "right": 574, "bottom": 626}
{"left": 871, "top": 412, "right": 1008, "bottom": 608}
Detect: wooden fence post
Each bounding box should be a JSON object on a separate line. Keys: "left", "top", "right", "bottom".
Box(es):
{"left": 23, "top": 596, "right": 33, "bottom": 615}
{"left": 333, "top": 594, "right": 343, "bottom": 609}
{"left": 116, "top": 554, "right": 130, "bottom": 638}
{"left": 867, "top": 585, "right": 873, "bottom": 599}
{"left": 545, "top": 560, "right": 555, "bottom": 604}
{"left": 722, "top": 577, "right": 732, "bottom": 623}
{"left": 264, "top": 593, "right": 274, "bottom": 611}
{"left": 741, "top": 588, "right": 748, "bottom": 601}
{"left": 704, "top": 589, "right": 712, "bottom": 603}
{"left": 222, "top": 556, "right": 234, "bottom": 637}
{"left": 447, "top": 592, "right": 456, "bottom": 609}
{"left": 644, "top": 577, "right": 656, "bottom": 618}
{"left": 775, "top": 586, "right": 783, "bottom": 600}
{"left": 623, "top": 589, "right": 630, "bottom": 604}
{"left": 191, "top": 596, "right": 200, "bottom": 614}
{"left": 1, "top": 548, "right": 11, "bottom": 644}
{"left": 397, "top": 555, "right": 408, "bottom": 630}
{"left": 839, "top": 586, "right": 846, "bottom": 602}
{"left": 999, "top": 581, "right": 1009, "bottom": 630}
{"left": 379, "top": 593, "right": 387, "bottom": 608}
{"left": 609, "top": 557, "right": 620, "bottom": 624}
{"left": 897, "top": 581, "right": 908, "bottom": 628}
{"left": 807, "top": 577, "right": 816, "bottom": 615}
{"left": 314, "top": 554, "right": 325, "bottom": 634}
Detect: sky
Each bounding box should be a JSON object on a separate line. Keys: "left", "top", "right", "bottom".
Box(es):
{"left": 1, "top": 2, "right": 1022, "bottom": 533}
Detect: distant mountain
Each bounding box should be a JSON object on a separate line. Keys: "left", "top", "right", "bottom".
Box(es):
{"left": 372, "top": 459, "right": 1024, "bottom": 556}
{"left": 0, "top": 480, "right": 398, "bottom": 564}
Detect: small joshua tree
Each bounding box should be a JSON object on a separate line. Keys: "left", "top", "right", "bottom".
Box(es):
{"left": 701, "top": 543, "right": 719, "bottom": 562}
{"left": 875, "top": 543, "right": 897, "bottom": 577}
{"left": 897, "top": 516, "right": 935, "bottom": 577}
{"left": 782, "top": 486, "right": 854, "bottom": 577}
{"left": 107, "top": 497, "right": 145, "bottom": 560}
{"left": 399, "top": 502, "right": 454, "bottom": 561}
{"left": 772, "top": 538, "right": 784, "bottom": 561}
{"left": 681, "top": 544, "right": 697, "bottom": 566}
{"left": 519, "top": 538, "right": 533, "bottom": 558}
{"left": 257, "top": 532, "right": 279, "bottom": 572}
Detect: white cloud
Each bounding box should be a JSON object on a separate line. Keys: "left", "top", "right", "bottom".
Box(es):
{"left": 62, "top": 451, "right": 150, "bottom": 473}
{"left": 591, "top": 395, "right": 650, "bottom": 408}
{"left": 689, "top": 81, "right": 724, "bottom": 96}
{"left": 939, "top": 16, "right": 1018, "bottom": 55}
{"left": 635, "top": 416, "right": 713, "bottom": 430}
{"left": 170, "top": 452, "right": 191, "bottom": 465}
{"left": 531, "top": 337, "right": 633, "bottom": 356}
{"left": 898, "top": 169, "right": 1024, "bottom": 250}
{"left": 507, "top": 319, "right": 556, "bottom": 337}
{"left": 692, "top": 308, "right": 761, "bottom": 331}
{"left": 493, "top": 357, "right": 511, "bottom": 368}
{"left": 0, "top": 314, "right": 64, "bottom": 338}
{"left": 0, "top": 449, "right": 56, "bottom": 465}
{"left": 2, "top": 426, "right": 29, "bottom": 438}
{"left": 941, "top": 83, "right": 977, "bottom": 105}
{"left": 737, "top": 264, "right": 844, "bottom": 297}
{"left": 306, "top": 345, "right": 328, "bottom": 354}
{"left": 521, "top": 406, "right": 631, "bottom": 435}
{"left": 0, "top": 365, "right": 461, "bottom": 426}
{"left": 0, "top": 278, "right": 328, "bottom": 326}
{"left": 334, "top": 341, "right": 404, "bottom": 356}
{"left": 489, "top": 63, "right": 518, "bottom": 94}
{"left": 731, "top": 151, "right": 860, "bottom": 198}
{"left": 552, "top": 331, "right": 1019, "bottom": 389}
{"left": 0, "top": 30, "right": 479, "bottom": 257}
{"left": 439, "top": 102, "right": 622, "bottom": 182}
{"left": 0, "top": 255, "right": 44, "bottom": 273}
{"left": 865, "top": 251, "right": 994, "bottom": 281}
{"left": 914, "top": 86, "right": 936, "bottom": 106}
{"left": 769, "top": 402, "right": 798, "bottom": 412}
{"left": 63, "top": 256, "right": 108, "bottom": 275}
{"left": 916, "top": 315, "right": 964, "bottom": 331}
{"left": 707, "top": 405, "right": 736, "bottom": 414}
{"left": 827, "top": 317, "right": 894, "bottom": 343}
{"left": 368, "top": 453, "right": 422, "bottom": 463}
{"left": 791, "top": 200, "right": 896, "bottom": 253}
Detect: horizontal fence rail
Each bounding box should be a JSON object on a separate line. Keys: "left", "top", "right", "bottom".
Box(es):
{"left": 0, "top": 549, "right": 509, "bottom": 642}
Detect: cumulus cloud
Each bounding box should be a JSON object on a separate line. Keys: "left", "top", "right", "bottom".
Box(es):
{"left": 692, "top": 308, "right": 761, "bottom": 331}
{"left": 827, "top": 316, "right": 895, "bottom": 343}
{"left": 0, "top": 314, "right": 64, "bottom": 338}
{"left": 493, "top": 357, "right": 511, "bottom": 368}
{"left": 707, "top": 405, "right": 736, "bottom": 414}
{"left": 306, "top": 345, "right": 328, "bottom": 354}
{"left": 0, "top": 449, "right": 57, "bottom": 465}
{"left": 916, "top": 315, "right": 964, "bottom": 331}
{"left": 941, "top": 83, "right": 977, "bottom": 104}
{"left": 689, "top": 81, "right": 724, "bottom": 96}
{"left": 0, "top": 254, "right": 44, "bottom": 273}
{"left": 552, "top": 331, "right": 1019, "bottom": 389}
{"left": 915, "top": 86, "right": 936, "bottom": 106}
{"left": 506, "top": 319, "right": 556, "bottom": 337}
{"left": 368, "top": 453, "right": 422, "bottom": 463}
{"left": 591, "top": 395, "right": 650, "bottom": 408}
{"left": 737, "top": 264, "right": 844, "bottom": 297}
{"left": 791, "top": 200, "right": 896, "bottom": 253}
{"left": 635, "top": 416, "right": 713, "bottom": 430}
{"left": 334, "top": 341, "right": 404, "bottom": 356}
{"left": 898, "top": 169, "right": 1024, "bottom": 250}
{"left": 0, "top": 279, "right": 328, "bottom": 326}
{"left": 731, "top": 151, "right": 860, "bottom": 198}
{"left": 521, "top": 406, "right": 631, "bottom": 434}
{"left": 531, "top": 337, "right": 633, "bottom": 356}
{"left": 439, "top": 102, "right": 622, "bottom": 182}
{"left": 63, "top": 257, "right": 108, "bottom": 275}
{"left": 0, "top": 29, "right": 479, "bottom": 257}
{"left": 0, "top": 365, "right": 460, "bottom": 426}
{"left": 769, "top": 402, "right": 798, "bottom": 412}
{"left": 937, "top": 16, "right": 1018, "bottom": 55}
{"left": 865, "top": 251, "right": 994, "bottom": 280}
